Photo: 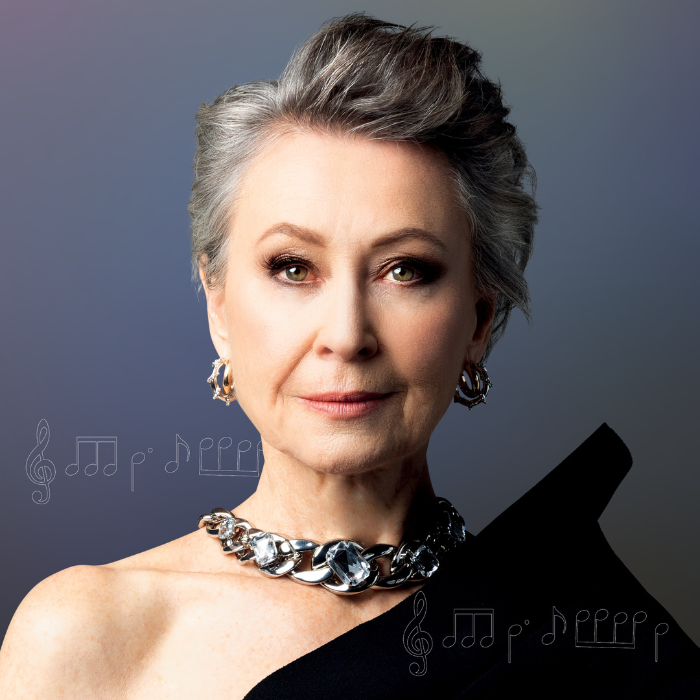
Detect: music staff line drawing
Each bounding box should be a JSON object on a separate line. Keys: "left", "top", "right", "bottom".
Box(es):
{"left": 24, "top": 419, "right": 265, "bottom": 501}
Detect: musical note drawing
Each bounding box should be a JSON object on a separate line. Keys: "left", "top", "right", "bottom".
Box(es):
{"left": 198, "top": 437, "right": 262, "bottom": 477}
{"left": 542, "top": 605, "right": 567, "bottom": 645}
{"left": 403, "top": 590, "right": 433, "bottom": 676}
{"left": 130, "top": 449, "right": 151, "bottom": 492}
{"left": 442, "top": 608, "right": 494, "bottom": 649}
{"left": 237, "top": 439, "right": 251, "bottom": 472}
{"left": 66, "top": 437, "right": 117, "bottom": 477}
{"left": 219, "top": 436, "right": 233, "bottom": 469}
{"left": 238, "top": 439, "right": 264, "bottom": 474}
{"left": 507, "top": 619, "right": 529, "bottom": 663}
{"left": 25, "top": 418, "right": 56, "bottom": 504}
{"left": 575, "top": 609, "right": 646, "bottom": 649}
{"left": 198, "top": 438, "right": 214, "bottom": 475}
{"left": 164, "top": 434, "right": 190, "bottom": 473}
{"left": 654, "top": 622, "right": 669, "bottom": 662}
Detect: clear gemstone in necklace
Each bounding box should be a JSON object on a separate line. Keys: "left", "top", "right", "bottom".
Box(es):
{"left": 218, "top": 517, "right": 236, "bottom": 541}
{"left": 252, "top": 533, "right": 278, "bottom": 566}
{"left": 449, "top": 519, "right": 467, "bottom": 543}
{"left": 326, "top": 541, "right": 371, "bottom": 586}
{"left": 412, "top": 544, "right": 439, "bottom": 578}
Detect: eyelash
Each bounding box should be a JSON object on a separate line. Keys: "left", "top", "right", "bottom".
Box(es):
{"left": 262, "top": 254, "right": 441, "bottom": 286}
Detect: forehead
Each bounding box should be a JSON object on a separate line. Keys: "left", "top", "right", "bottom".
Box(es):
{"left": 230, "top": 130, "right": 468, "bottom": 246}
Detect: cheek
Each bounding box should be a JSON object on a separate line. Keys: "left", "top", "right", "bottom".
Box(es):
{"left": 389, "top": 291, "right": 471, "bottom": 389}
{"left": 226, "top": 277, "right": 307, "bottom": 393}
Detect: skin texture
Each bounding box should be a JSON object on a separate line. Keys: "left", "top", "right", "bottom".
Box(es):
{"left": 0, "top": 130, "right": 495, "bottom": 699}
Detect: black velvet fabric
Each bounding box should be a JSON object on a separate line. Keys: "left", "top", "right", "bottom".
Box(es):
{"left": 244, "top": 423, "right": 700, "bottom": 699}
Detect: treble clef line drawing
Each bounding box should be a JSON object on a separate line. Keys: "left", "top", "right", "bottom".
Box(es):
{"left": 403, "top": 590, "right": 433, "bottom": 676}
{"left": 25, "top": 418, "right": 57, "bottom": 505}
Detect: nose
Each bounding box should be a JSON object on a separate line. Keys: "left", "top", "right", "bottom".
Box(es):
{"left": 312, "top": 273, "right": 378, "bottom": 361}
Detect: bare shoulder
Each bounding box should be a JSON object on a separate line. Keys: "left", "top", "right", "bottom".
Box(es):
{"left": 0, "top": 529, "right": 279, "bottom": 699}
{"left": 0, "top": 533, "right": 203, "bottom": 700}
{"left": 105, "top": 526, "right": 219, "bottom": 574}
{"left": 0, "top": 566, "right": 115, "bottom": 697}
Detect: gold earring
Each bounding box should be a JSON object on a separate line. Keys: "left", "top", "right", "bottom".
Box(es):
{"left": 454, "top": 361, "right": 492, "bottom": 410}
{"left": 207, "top": 357, "right": 236, "bottom": 406}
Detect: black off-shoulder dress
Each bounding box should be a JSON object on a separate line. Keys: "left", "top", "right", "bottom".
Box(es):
{"left": 244, "top": 423, "right": 700, "bottom": 699}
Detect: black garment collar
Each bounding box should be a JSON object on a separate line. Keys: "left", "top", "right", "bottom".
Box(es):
{"left": 245, "top": 423, "right": 699, "bottom": 699}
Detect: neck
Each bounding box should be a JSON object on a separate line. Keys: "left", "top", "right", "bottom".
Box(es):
{"left": 231, "top": 440, "right": 439, "bottom": 548}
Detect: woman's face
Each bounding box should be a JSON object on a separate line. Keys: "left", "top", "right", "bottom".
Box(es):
{"left": 203, "top": 130, "right": 494, "bottom": 474}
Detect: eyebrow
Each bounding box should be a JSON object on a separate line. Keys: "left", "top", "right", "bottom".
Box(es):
{"left": 257, "top": 223, "right": 448, "bottom": 252}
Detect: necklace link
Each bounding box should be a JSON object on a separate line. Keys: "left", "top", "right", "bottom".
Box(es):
{"left": 197, "top": 497, "right": 468, "bottom": 595}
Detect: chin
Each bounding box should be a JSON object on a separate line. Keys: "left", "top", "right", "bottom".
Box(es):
{"left": 287, "top": 435, "right": 407, "bottom": 475}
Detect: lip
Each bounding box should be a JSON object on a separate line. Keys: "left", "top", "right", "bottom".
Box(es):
{"left": 296, "top": 391, "right": 393, "bottom": 418}
{"left": 298, "top": 391, "right": 389, "bottom": 402}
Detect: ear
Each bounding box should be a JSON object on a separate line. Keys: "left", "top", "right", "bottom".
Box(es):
{"left": 199, "top": 261, "right": 230, "bottom": 360}
{"left": 465, "top": 294, "right": 497, "bottom": 366}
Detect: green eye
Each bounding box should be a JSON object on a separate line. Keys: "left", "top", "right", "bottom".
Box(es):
{"left": 390, "top": 266, "right": 415, "bottom": 282}
{"left": 284, "top": 265, "right": 308, "bottom": 281}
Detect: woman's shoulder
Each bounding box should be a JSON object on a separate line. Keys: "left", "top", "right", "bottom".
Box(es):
{"left": 0, "top": 529, "right": 216, "bottom": 699}
{"left": 0, "top": 566, "right": 135, "bottom": 697}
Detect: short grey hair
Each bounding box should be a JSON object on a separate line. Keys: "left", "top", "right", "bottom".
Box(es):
{"left": 189, "top": 13, "right": 538, "bottom": 363}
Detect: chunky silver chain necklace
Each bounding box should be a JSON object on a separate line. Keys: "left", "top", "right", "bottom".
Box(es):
{"left": 197, "top": 497, "right": 468, "bottom": 595}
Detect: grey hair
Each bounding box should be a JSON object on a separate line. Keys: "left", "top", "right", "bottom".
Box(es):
{"left": 189, "top": 13, "right": 538, "bottom": 363}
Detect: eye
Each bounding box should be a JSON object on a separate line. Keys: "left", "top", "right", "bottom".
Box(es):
{"left": 386, "top": 265, "right": 416, "bottom": 282}
{"left": 262, "top": 254, "right": 316, "bottom": 283}
{"left": 282, "top": 265, "right": 308, "bottom": 282}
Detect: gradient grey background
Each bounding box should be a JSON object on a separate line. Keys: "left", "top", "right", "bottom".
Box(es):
{"left": 1, "top": 0, "right": 698, "bottom": 648}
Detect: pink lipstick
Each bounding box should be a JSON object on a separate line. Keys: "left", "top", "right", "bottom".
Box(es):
{"left": 296, "top": 391, "right": 392, "bottom": 418}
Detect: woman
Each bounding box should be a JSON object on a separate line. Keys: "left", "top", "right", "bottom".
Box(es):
{"left": 0, "top": 13, "right": 697, "bottom": 700}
